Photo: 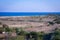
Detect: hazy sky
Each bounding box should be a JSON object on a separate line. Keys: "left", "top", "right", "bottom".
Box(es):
{"left": 0, "top": 0, "right": 60, "bottom": 12}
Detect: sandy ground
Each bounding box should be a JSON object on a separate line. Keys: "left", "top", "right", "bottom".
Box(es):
{"left": 0, "top": 16, "right": 60, "bottom": 33}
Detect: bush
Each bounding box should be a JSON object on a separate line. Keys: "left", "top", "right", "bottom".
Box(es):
{"left": 5, "top": 27, "right": 11, "bottom": 32}
{"left": 0, "top": 22, "right": 2, "bottom": 25}
{"left": 0, "top": 27, "right": 4, "bottom": 33}
{"left": 54, "top": 18, "right": 60, "bottom": 24}
{"left": 48, "top": 21, "right": 54, "bottom": 25}
{"left": 38, "top": 32, "right": 45, "bottom": 40}
{"left": 54, "top": 29, "right": 60, "bottom": 40}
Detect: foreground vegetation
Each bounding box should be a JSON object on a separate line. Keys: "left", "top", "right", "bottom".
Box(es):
{"left": 0, "top": 26, "right": 60, "bottom": 40}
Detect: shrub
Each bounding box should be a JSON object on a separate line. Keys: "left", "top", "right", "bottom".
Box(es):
{"left": 54, "top": 29, "right": 60, "bottom": 40}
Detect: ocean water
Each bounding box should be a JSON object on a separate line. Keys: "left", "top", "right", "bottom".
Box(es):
{"left": 0, "top": 12, "right": 60, "bottom": 16}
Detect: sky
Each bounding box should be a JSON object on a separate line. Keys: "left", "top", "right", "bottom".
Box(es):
{"left": 0, "top": 0, "right": 60, "bottom": 12}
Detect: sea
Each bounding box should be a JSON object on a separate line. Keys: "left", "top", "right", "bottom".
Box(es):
{"left": 0, "top": 12, "right": 60, "bottom": 16}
